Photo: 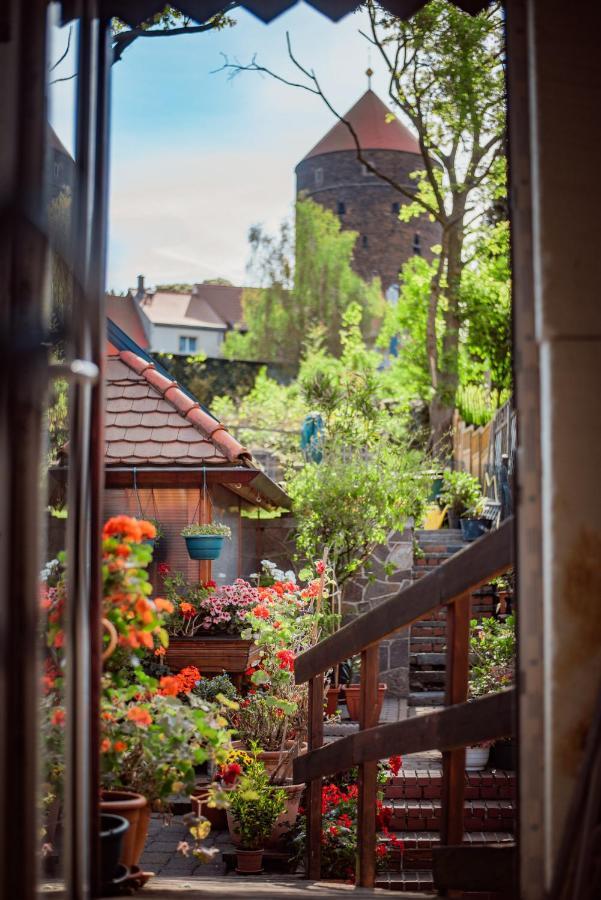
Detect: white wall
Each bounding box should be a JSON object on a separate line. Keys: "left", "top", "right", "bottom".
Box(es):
{"left": 148, "top": 323, "right": 225, "bottom": 358}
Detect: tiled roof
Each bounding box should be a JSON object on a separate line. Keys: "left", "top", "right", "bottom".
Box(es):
{"left": 138, "top": 291, "right": 226, "bottom": 330}
{"left": 192, "top": 284, "right": 245, "bottom": 330}
{"left": 301, "top": 89, "right": 421, "bottom": 161}
{"left": 136, "top": 284, "right": 245, "bottom": 331}
{"left": 105, "top": 350, "right": 251, "bottom": 466}
{"left": 106, "top": 293, "right": 149, "bottom": 350}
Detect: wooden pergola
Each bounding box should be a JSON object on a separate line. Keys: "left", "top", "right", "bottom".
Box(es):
{"left": 1, "top": 1, "right": 600, "bottom": 898}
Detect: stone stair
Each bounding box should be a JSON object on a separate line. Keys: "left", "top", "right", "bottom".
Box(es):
{"left": 376, "top": 760, "right": 516, "bottom": 895}
{"left": 408, "top": 530, "right": 498, "bottom": 709}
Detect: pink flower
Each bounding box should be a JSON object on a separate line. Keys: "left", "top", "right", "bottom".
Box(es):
{"left": 315, "top": 560, "right": 326, "bottom": 575}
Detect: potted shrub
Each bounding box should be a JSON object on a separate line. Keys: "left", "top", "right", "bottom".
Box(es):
{"left": 460, "top": 497, "right": 491, "bottom": 542}
{"left": 469, "top": 614, "right": 516, "bottom": 770}
{"left": 181, "top": 523, "right": 231, "bottom": 560}
{"left": 439, "top": 470, "right": 483, "bottom": 530}
{"left": 226, "top": 757, "right": 287, "bottom": 873}
{"left": 161, "top": 572, "right": 259, "bottom": 677}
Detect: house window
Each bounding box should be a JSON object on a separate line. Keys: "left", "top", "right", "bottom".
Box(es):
{"left": 314, "top": 167, "right": 323, "bottom": 186}
{"left": 391, "top": 202, "right": 400, "bottom": 215}
{"left": 413, "top": 233, "right": 422, "bottom": 255}
{"left": 362, "top": 234, "right": 369, "bottom": 249}
{"left": 179, "top": 336, "right": 197, "bottom": 353}
{"left": 337, "top": 201, "right": 346, "bottom": 215}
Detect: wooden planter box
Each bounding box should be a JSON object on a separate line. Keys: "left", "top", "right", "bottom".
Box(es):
{"left": 166, "top": 635, "right": 256, "bottom": 675}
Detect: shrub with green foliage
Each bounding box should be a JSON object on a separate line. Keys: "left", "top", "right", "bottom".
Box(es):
{"left": 439, "top": 470, "right": 482, "bottom": 518}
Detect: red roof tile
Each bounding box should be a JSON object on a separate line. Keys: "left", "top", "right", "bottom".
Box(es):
{"left": 106, "top": 294, "right": 149, "bottom": 351}
{"left": 301, "top": 89, "right": 421, "bottom": 161}
{"left": 105, "top": 351, "right": 251, "bottom": 467}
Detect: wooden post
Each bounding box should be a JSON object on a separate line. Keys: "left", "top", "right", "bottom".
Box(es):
{"left": 199, "top": 487, "right": 212, "bottom": 584}
{"left": 306, "top": 673, "right": 324, "bottom": 879}
{"left": 441, "top": 594, "right": 471, "bottom": 846}
{"left": 357, "top": 643, "right": 380, "bottom": 887}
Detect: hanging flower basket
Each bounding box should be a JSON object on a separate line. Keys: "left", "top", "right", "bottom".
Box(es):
{"left": 181, "top": 524, "right": 232, "bottom": 560}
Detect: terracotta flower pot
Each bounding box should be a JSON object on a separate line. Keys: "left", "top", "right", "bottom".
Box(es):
{"left": 227, "top": 783, "right": 305, "bottom": 850}
{"left": 236, "top": 848, "right": 264, "bottom": 874}
{"left": 257, "top": 741, "right": 308, "bottom": 781}
{"left": 100, "top": 790, "right": 149, "bottom": 868}
{"left": 325, "top": 687, "right": 340, "bottom": 717}
{"left": 343, "top": 683, "right": 387, "bottom": 721}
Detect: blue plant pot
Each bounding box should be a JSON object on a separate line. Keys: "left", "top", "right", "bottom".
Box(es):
{"left": 184, "top": 534, "right": 225, "bottom": 560}
{"left": 460, "top": 517, "right": 490, "bottom": 542}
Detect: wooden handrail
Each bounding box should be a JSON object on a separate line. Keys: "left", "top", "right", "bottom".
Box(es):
{"left": 295, "top": 517, "right": 514, "bottom": 684}
{"left": 298, "top": 518, "right": 516, "bottom": 888}
{"left": 294, "top": 689, "right": 515, "bottom": 783}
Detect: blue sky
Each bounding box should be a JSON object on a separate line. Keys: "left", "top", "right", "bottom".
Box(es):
{"left": 49, "top": 3, "right": 394, "bottom": 292}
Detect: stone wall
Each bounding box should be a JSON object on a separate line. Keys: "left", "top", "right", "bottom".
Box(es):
{"left": 241, "top": 514, "right": 414, "bottom": 698}
{"left": 296, "top": 149, "right": 441, "bottom": 292}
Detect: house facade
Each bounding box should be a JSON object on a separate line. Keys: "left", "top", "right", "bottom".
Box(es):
{"left": 107, "top": 278, "right": 248, "bottom": 359}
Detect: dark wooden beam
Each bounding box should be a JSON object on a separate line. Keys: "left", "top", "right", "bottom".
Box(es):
{"left": 103, "top": 467, "right": 259, "bottom": 488}
{"left": 295, "top": 519, "right": 514, "bottom": 684}
{"left": 293, "top": 689, "right": 515, "bottom": 784}
{"left": 433, "top": 844, "right": 516, "bottom": 893}
{"left": 357, "top": 645, "right": 379, "bottom": 888}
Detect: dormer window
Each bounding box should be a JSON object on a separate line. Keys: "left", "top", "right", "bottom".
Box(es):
{"left": 337, "top": 201, "right": 346, "bottom": 215}
{"left": 391, "top": 202, "right": 400, "bottom": 215}
{"left": 314, "top": 168, "right": 323, "bottom": 187}
{"left": 413, "top": 233, "right": 422, "bottom": 255}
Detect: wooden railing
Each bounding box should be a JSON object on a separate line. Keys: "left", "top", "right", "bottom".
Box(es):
{"left": 293, "top": 517, "right": 516, "bottom": 889}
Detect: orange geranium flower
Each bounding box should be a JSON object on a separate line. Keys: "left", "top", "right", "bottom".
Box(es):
{"left": 154, "top": 646, "right": 166, "bottom": 657}
{"left": 158, "top": 676, "right": 181, "bottom": 697}
{"left": 251, "top": 604, "right": 270, "bottom": 620}
{"left": 139, "top": 520, "right": 157, "bottom": 540}
{"left": 180, "top": 602, "right": 196, "bottom": 617}
{"left": 127, "top": 706, "right": 152, "bottom": 727}
{"left": 103, "top": 516, "right": 143, "bottom": 543}
{"left": 101, "top": 739, "right": 111, "bottom": 753}
{"left": 51, "top": 708, "right": 65, "bottom": 727}
{"left": 115, "top": 543, "right": 131, "bottom": 558}
{"left": 155, "top": 598, "right": 174, "bottom": 614}
{"left": 113, "top": 741, "right": 126, "bottom": 753}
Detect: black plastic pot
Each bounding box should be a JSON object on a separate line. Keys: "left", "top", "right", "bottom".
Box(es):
{"left": 489, "top": 738, "right": 516, "bottom": 770}
{"left": 460, "top": 517, "right": 491, "bottom": 542}
{"left": 100, "top": 813, "right": 129, "bottom": 885}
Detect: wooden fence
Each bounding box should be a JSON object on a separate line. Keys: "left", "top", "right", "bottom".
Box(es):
{"left": 293, "top": 518, "right": 516, "bottom": 891}
{"left": 453, "top": 402, "right": 516, "bottom": 515}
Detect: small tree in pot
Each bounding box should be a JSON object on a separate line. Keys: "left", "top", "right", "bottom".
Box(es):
{"left": 227, "top": 758, "right": 287, "bottom": 873}
{"left": 439, "top": 470, "right": 483, "bottom": 530}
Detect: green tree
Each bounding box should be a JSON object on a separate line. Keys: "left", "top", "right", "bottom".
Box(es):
{"left": 222, "top": 200, "right": 384, "bottom": 365}
{"left": 380, "top": 220, "right": 511, "bottom": 422}
{"left": 221, "top": 1, "right": 506, "bottom": 448}
{"left": 288, "top": 305, "right": 430, "bottom": 588}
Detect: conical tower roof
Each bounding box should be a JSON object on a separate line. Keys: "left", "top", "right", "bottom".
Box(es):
{"left": 301, "top": 89, "right": 420, "bottom": 161}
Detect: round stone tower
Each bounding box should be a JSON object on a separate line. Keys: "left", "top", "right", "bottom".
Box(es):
{"left": 295, "top": 89, "right": 441, "bottom": 295}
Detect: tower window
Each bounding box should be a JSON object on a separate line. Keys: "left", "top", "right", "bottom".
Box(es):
{"left": 391, "top": 202, "right": 400, "bottom": 215}
{"left": 362, "top": 234, "right": 369, "bottom": 249}
{"left": 412, "top": 233, "right": 422, "bottom": 255}
{"left": 337, "top": 201, "right": 346, "bottom": 215}
{"left": 314, "top": 167, "right": 323, "bottom": 187}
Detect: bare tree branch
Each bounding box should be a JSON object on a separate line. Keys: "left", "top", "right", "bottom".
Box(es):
{"left": 50, "top": 25, "right": 73, "bottom": 72}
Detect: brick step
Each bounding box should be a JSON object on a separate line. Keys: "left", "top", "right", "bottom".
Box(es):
{"left": 414, "top": 529, "right": 464, "bottom": 541}
{"left": 410, "top": 671, "right": 447, "bottom": 687}
{"left": 381, "top": 799, "right": 515, "bottom": 833}
{"left": 381, "top": 832, "right": 515, "bottom": 872}
{"left": 408, "top": 691, "right": 444, "bottom": 706}
{"left": 384, "top": 769, "right": 516, "bottom": 801}
{"left": 375, "top": 870, "right": 435, "bottom": 892}
{"left": 410, "top": 638, "right": 447, "bottom": 654}
{"left": 410, "top": 652, "right": 446, "bottom": 666}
